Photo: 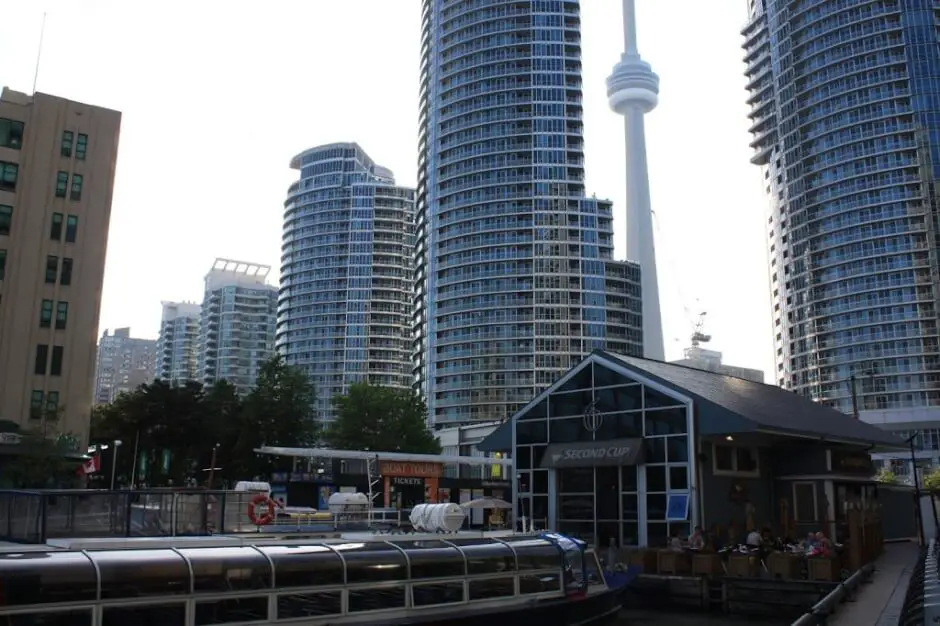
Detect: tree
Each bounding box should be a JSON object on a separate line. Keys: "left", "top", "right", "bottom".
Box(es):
{"left": 1, "top": 407, "right": 81, "bottom": 488}
{"left": 875, "top": 466, "right": 898, "bottom": 484}
{"left": 923, "top": 467, "right": 940, "bottom": 491}
{"left": 325, "top": 383, "right": 441, "bottom": 454}
{"left": 232, "top": 355, "right": 320, "bottom": 481}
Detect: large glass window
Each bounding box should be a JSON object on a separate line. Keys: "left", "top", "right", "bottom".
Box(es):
{"left": 0, "top": 118, "right": 24, "bottom": 149}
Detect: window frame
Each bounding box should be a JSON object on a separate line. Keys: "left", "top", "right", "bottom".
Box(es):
{"left": 70, "top": 174, "right": 83, "bottom": 201}
{"left": 792, "top": 481, "right": 819, "bottom": 523}
{"left": 55, "top": 171, "right": 69, "bottom": 198}
{"left": 45, "top": 391, "right": 60, "bottom": 415}
{"left": 45, "top": 256, "right": 59, "bottom": 284}
{"left": 51, "top": 212, "right": 63, "bottom": 240}
{"left": 0, "top": 204, "right": 11, "bottom": 236}
{"left": 0, "top": 248, "right": 5, "bottom": 281}
{"left": 30, "top": 390, "right": 44, "bottom": 419}
{"left": 40, "top": 299, "right": 53, "bottom": 328}
{"left": 60, "top": 257, "right": 73, "bottom": 286}
{"left": 50, "top": 346, "right": 63, "bottom": 376}
{"left": 0, "top": 119, "right": 24, "bottom": 150}
{"left": 61, "top": 131, "right": 74, "bottom": 157}
{"left": 35, "top": 344, "right": 49, "bottom": 375}
{"left": 76, "top": 133, "right": 88, "bottom": 160}
{"left": 55, "top": 302, "right": 69, "bottom": 330}
{"left": 711, "top": 443, "right": 761, "bottom": 478}
{"left": 65, "top": 215, "right": 78, "bottom": 243}
{"left": 0, "top": 162, "right": 18, "bottom": 192}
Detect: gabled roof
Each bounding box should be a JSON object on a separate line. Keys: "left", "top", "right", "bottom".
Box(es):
{"left": 478, "top": 350, "right": 906, "bottom": 452}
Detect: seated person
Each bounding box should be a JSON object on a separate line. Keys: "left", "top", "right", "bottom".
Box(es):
{"left": 688, "top": 525, "right": 705, "bottom": 550}
{"left": 669, "top": 529, "right": 684, "bottom": 551}
{"left": 745, "top": 528, "right": 762, "bottom": 547}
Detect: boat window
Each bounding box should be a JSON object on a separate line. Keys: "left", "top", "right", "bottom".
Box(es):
{"left": 0, "top": 609, "right": 93, "bottom": 625}
{"left": 468, "top": 577, "right": 515, "bottom": 600}
{"left": 276, "top": 590, "right": 342, "bottom": 619}
{"left": 258, "top": 544, "right": 344, "bottom": 588}
{"left": 499, "top": 538, "right": 561, "bottom": 570}
{"left": 177, "top": 547, "right": 272, "bottom": 593}
{"left": 412, "top": 581, "right": 464, "bottom": 606}
{"left": 91, "top": 549, "right": 190, "bottom": 599}
{"left": 585, "top": 550, "right": 605, "bottom": 586}
{"left": 393, "top": 540, "right": 464, "bottom": 580}
{"left": 102, "top": 603, "right": 186, "bottom": 626}
{"left": 348, "top": 587, "right": 406, "bottom": 612}
{"left": 520, "top": 570, "right": 563, "bottom": 594}
{"left": 330, "top": 542, "right": 407, "bottom": 583}
{"left": 449, "top": 539, "right": 516, "bottom": 574}
{"left": 194, "top": 597, "right": 268, "bottom": 625}
{"left": 0, "top": 552, "right": 97, "bottom": 606}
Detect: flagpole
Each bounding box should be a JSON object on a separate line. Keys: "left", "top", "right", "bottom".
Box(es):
{"left": 129, "top": 430, "right": 140, "bottom": 489}
{"left": 32, "top": 12, "right": 47, "bottom": 94}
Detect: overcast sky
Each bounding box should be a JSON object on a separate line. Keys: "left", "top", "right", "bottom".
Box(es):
{"left": 0, "top": 0, "right": 774, "bottom": 379}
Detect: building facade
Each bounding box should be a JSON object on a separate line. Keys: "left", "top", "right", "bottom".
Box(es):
{"left": 93, "top": 327, "right": 157, "bottom": 404}
{"left": 742, "top": 1, "right": 940, "bottom": 434}
{"left": 199, "top": 258, "right": 277, "bottom": 394}
{"left": 0, "top": 88, "right": 121, "bottom": 445}
{"left": 413, "top": 0, "right": 644, "bottom": 428}
{"left": 671, "top": 346, "right": 765, "bottom": 384}
{"left": 278, "top": 143, "right": 415, "bottom": 422}
{"left": 156, "top": 301, "right": 200, "bottom": 385}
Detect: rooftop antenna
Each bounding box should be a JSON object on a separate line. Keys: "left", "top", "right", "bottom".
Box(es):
{"left": 32, "top": 12, "right": 47, "bottom": 94}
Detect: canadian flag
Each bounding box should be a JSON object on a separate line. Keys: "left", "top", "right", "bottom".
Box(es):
{"left": 81, "top": 455, "right": 100, "bottom": 475}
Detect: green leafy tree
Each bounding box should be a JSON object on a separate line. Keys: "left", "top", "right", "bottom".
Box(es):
{"left": 230, "top": 355, "right": 320, "bottom": 481}
{"left": 875, "top": 466, "right": 898, "bottom": 484}
{"left": 325, "top": 383, "right": 441, "bottom": 454}
{"left": 923, "top": 467, "right": 940, "bottom": 491}
{"left": 1, "top": 407, "right": 81, "bottom": 488}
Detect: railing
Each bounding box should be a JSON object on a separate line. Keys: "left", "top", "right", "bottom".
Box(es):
{"left": 0, "top": 489, "right": 292, "bottom": 544}
{"left": 789, "top": 562, "right": 875, "bottom": 626}
{"left": 898, "top": 538, "right": 935, "bottom": 626}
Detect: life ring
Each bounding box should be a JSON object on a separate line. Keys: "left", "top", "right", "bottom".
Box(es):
{"left": 247, "top": 494, "right": 276, "bottom": 526}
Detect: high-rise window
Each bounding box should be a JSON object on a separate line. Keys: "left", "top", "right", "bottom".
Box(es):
{"left": 40, "top": 300, "right": 53, "bottom": 328}
{"left": 29, "top": 391, "right": 43, "bottom": 419}
{"left": 35, "top": 344, "right": 49, "bottom": 375}
{"left": 76, "top": 133, "right": 88, "bottom": 160}
{"left": 65, "top": 215, "right": 78, "bottom": 243}
{"left": 55, "top": 172, "right": 68, "bottom": 198}
{"left": 55, "top": 302, "right": 69, "bottom": 330}
{"left": 0, "top": 205, "right": 10, "bottom": 236}
{"left": 50, "top": 346, "right": 63, "bottom": 376}
{"left": 0, "top": 119, "right": 23, "bottom": 149}
{"left": 45, "top": 256, "right": 58, "bottom": 284}
{"left": 50, "top": 213, "right": 63, "bottom": 240}
{"left": 0, "top": 162, "right": 18, "bottom": 192}
{"left": 70, "top": 175, "right": 83, "bottom": 201}
{"left": 45, "top": 391, "right": 59, "bottom": 416}
{"left": 61, "top": 131, "right": 73, "bottom": 157}
{"left": 0, "top": 249, "right": 6, "bottom": 281}
{"left": 60, "top": 258, "right": 73, "bottom": 286}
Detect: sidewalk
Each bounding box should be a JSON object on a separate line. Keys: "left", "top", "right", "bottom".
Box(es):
{"left": 828, "top": 541, "right": 920, "bottom": 626}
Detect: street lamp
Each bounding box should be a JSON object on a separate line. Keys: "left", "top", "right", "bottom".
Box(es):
{"left": 110, "top": 439, "right": 123, "bottom": 491}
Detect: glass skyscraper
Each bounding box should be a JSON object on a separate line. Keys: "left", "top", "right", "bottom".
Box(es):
{"left": 279, "top": 143, "right": 415, "bottom": 422}
{"left": 743, "top": 0, "right": 940, "bottom": 416}
{"left": 413, "top": 0, "right": 644, "bottom": 427}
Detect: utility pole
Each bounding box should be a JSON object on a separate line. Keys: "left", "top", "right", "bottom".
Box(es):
{"left": 850, "top": 375, "right": 859, "bottom": 419}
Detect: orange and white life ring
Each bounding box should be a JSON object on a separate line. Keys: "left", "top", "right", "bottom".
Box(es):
{"left": 247, "top": 493, "right": 277, "bottom": 526}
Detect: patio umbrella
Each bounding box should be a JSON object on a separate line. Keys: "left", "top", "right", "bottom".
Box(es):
{"left": 461, "top": 497, "right": 513, "bottom": 510}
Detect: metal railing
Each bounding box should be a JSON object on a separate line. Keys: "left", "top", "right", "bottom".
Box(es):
{"left": 897, "top": 539, "right": 935, "bottom": 626}
{"left": 789, "top": 562, "right": 876, "bottom": 626}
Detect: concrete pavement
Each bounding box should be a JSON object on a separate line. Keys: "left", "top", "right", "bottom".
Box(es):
{"left": 829, "top": 541, "right": 920, "bottom": 626}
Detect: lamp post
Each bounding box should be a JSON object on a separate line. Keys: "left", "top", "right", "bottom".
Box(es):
{"left": 907, "top": 432, "right": 926, "bottom": 545}
{"left": 109, "top": 439, "right": 123, "bottom": 491}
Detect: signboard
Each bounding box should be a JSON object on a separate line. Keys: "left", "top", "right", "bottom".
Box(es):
{"left": 666, "top": 493, "right": 691, "bottom": 521}
{"left": 391, "top": 477, "right": 424, "bottom": 487}
{"left": 380, "top": 461, "right": 443, "bottom": 478}
{"left": 541, "top": 438, "right": 643, "bottom": 469}
{"left": 830, "top": 450, "right": 873, "bottom": 475}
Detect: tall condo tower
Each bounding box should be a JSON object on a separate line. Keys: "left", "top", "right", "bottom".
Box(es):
{"left": 279, "top": 143, "right": 415, "bottom": 423}
{"left": 413, "top": 0, "right": 645, "bottom": 427}
{"left": 606, "top": 0, "right": 664, "bottom": 362}
{"left": 742, "top": 0, "right": 940, "bottom": 429}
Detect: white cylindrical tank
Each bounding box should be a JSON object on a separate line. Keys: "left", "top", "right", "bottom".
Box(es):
{"left": 409, "top": 503, "right": 465, "bottom": 533}
{"left": 328, "top": 492, "right": 369, "bottom": 515}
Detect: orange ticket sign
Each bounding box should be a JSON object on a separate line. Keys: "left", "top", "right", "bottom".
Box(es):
{"left": 379, "top": 461, "right": 443, "bottom": 478}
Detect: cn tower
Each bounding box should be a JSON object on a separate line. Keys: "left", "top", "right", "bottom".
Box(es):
{"left": 606, "top": 0, "right": 665, "bottom": 361}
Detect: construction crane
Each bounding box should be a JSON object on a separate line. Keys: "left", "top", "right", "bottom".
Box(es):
{"left": 690, "top": 311, "right": 712, "bottom": 347}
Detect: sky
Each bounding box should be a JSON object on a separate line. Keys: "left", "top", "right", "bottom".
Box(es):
{"left": 0, "top": 0, "right": 774, "bottom": 379}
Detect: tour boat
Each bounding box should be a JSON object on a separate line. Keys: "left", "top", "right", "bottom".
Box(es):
{"left": 0, "top": 529, "right": 621, "bottom": 626}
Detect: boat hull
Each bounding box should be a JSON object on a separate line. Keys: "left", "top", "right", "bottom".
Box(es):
{"left": 388, "top": 588, "right": 622, "bottom": 626}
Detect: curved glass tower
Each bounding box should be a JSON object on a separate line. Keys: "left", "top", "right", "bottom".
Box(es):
{"left": 743, "top": 1, "right": 940, "bottom": 416}
{"left": 413, "top": 0, "right": 644, "bottom": 426}
{"left": 279, "top": 143, "right": 415, "bottom": 422}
